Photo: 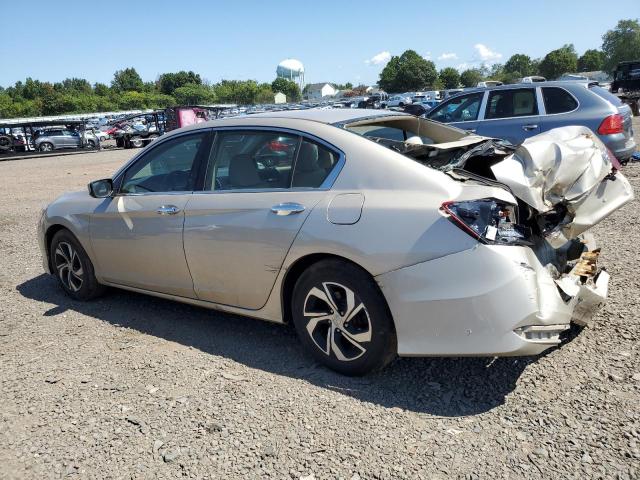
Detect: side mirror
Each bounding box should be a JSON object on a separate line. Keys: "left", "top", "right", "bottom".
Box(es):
{"left": 88, "top": 179, "right": 114, "bottom": 198}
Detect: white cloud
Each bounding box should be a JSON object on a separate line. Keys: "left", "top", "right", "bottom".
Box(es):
{"left": 473, "top": 44, "right": 502, "bottom": 63}
{"left": 456, "top": 63, "right": 471, "bottom": 71}
{"left": 365, "top": 51, "right": 391, "bottom": 65}
{"left": 438, "top": 52, "right": 458, "bottom": 61}
{"left": 423, "top": 51, "right": 432, "bottom": 60}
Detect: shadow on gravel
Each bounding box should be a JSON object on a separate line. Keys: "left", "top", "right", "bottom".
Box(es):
{"left": 18, "top": 274, "right": 550, "bottom": 417}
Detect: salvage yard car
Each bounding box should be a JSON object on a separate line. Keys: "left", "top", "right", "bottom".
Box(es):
{"left": 426, "top": 81, "right": 636, "bottom": 162}
{"left": 38, "top": 109, "right": 634, "bottom": 375}
{"left": 34, "top": 128, "right": 99, "bottom": 151}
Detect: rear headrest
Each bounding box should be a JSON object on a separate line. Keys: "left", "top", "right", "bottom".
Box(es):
{"left": 296, "top": 142, "right": 319, "bottom": 172}
{"left": 317, "top": 148, "right": 334, "bottom": 169}
{"left": 229, "top": 154, "right": 260, "bottom": 187}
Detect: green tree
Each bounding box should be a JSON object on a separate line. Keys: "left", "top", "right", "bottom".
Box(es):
{"left": 504, "top": 54, "right": 534, "bottom": 78}
{"left": 539, "top": 44, "right": 578, "bottom": 79}
{"left": 173, "top": 83, "right": 216, "bottom": 105}
{"left": 271, "top": 77, "right": 300, "bottom": 102}
{"left": 93, "top": 83, "right": 110, "bottom": 96}
{"left": 22, "top": 78, "right": 51, "bottom": 100}
{"left": 112, "top": 67, "right": 144, "bottom": 92}
{"left": 157, "top": 71, "right": 202, "bottom": 95}
{"left": 61, "top": 78, "right": 92, "bottom": 94}
{"left": 333, "top": 82, "right": 353, "bottom": 91}
{"left": 577, "top": 49, "right": 605, "bottom": 71}
{"left": 378, "top": 50, "right": 437, "bottom": 92}
{"left": 460, "top": 69, "right": 484, "bottom": 87}
{"left": 602, "top": 19, "right": 640, "bottom": 72}
{"left": 439, "top": 67, "right": 460, "bottom": 89}
{"left": 256, "top": 83, "right": 275, "bottom": 104}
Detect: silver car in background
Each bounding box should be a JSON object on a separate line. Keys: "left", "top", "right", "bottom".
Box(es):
{"left": 34, "top": 128, "right": 99, "bottom": 152}
{"left": 38, "top": 109, "right": 633, "bottom": 375}
{"left": 426, "top": 81, "right": 636, "bottom": 162}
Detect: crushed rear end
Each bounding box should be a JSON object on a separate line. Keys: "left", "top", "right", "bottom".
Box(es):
{"left": 347, "top": 116, "right": 634, "bottom": 355}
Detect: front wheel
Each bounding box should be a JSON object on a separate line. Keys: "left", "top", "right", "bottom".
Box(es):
{"left": 130, "top": 137, "right": 144, "bottom": 148}
{"left": 50, "top": 230, "right": 106, "bottom": 301}
{"left": 292, "top": 259, "right": 396, "bottom": 376}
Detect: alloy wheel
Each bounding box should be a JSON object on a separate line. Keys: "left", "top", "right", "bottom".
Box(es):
{"left": 54, "top": 241, "right": 84, "bottom": 292}
{"left": 40, "top": 143, "right": 53, "bottom": 151}
{"left": 302, "top": 282, "right": 372, "bottom": 361}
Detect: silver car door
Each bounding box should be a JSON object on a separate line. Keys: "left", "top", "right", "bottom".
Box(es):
{"left": 62, "top": 130, "right": 79, "bottom": 148}
{"left": 475, "top": 87, "right": 541, "bottom": 144}
{"left": 90, "top": 131, "right": 210, "bottom": 297}
{"left": 183, "top": 130, "right": 339, "bottom": 309}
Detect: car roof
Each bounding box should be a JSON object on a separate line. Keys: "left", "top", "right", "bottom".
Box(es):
{"left": 450, "top": 80, "right": 590, "bottom": 97}
{"left": 244, "top": 108, "right": 408, "bottom": 124}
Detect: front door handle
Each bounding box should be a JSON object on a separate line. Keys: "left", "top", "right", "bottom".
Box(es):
{"left": 271, "top": 202, "right": 305, "bottom": 216}
{"left": 522, "top": 124, "right": 538, "bottom": 131}
{"left": 157, "top": 205, "right": 180, "bottom": 215}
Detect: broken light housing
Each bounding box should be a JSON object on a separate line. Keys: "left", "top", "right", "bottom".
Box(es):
{"left": 441, "top": 198, "right": 531, "bottom": 245}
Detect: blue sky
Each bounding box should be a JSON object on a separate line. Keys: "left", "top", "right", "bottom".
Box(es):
{"left": 1, "top": 0, "right": 637, "bottom": 88}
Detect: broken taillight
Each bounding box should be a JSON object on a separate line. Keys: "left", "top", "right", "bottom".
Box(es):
{"left": 441, "top": 199, "right": 531, "bottom": 245}
{"left": 597, "top": 114, "right": 623, "bottom": 135}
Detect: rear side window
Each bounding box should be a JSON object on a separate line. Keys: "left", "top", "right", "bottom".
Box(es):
{"left": 204, "top": 131, "right": 339, "bottom": 190}
{"left": 542, "top": 87, "right": 578, "bottom": 114}
{"left": 589, "top": 85, "right": 623, "bottom": 107}
{"left": 291, "top": 139, "right": 339, "bottom": 188}
{"left": 485, "top": 88, "right": 538, "bottom": 119}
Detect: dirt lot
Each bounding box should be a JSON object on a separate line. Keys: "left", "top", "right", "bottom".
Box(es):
{"left": 1, "top": 122, "right": 639, "bottom": 480}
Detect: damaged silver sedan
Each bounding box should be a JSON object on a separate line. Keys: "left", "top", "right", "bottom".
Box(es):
{"left": 38, "top": 109, "right": 634, "bottom": 375}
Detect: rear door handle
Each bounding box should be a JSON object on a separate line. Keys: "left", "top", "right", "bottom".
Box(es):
{"left": 522, "top": 124, "right": 538, "bottom": 131}
{"left": 465, "top": 128, "right": 476, "bottom": 133}
{"left": 271, "top": 202, "right": 305, "bottom": 216}
{"left": 157, "top": 205, "right": 180, "bottom": 215}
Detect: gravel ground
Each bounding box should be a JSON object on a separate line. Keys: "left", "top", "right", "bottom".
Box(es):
{"left": 1, "top": 122, "right": 639, "bottom": 480}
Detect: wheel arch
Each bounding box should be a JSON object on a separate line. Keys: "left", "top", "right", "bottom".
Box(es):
{"left": 280, "top": 252, "right": 393, "bottom": 326}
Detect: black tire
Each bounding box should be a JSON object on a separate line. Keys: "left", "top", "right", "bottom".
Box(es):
{"left": 0, "top": 135, "right": 12, "bottom": 151}
{"left": 86, "top": 140, "right": 96, "bottom": 149}
{"left": 291, "top": 259, "right": 396, "bottom": 376}
{"left": 50, "top": 229, "right": 106, "bottom": 301}
{"left": 399, "top": 102, "right": 404, "bottom": 107}
{"left": 130, "top": 137, "right": 144, "bottom": 148}
{"left": 39, "top": 142, "right": 54, "bottom": 152}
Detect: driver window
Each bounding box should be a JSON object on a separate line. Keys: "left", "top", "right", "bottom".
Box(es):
{"left": 120, "top": 132, "right": 206, "bottom": 194}
{"left": 428, "top": 92, "right": 483, "bottom": 122}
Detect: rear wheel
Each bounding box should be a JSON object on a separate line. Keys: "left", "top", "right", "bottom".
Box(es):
{"left": 86, "top": 140, "right": 96, "bottom": 149}
{"left": 292, "top": 259, "right": 396, "bottom": 376}
{"left": 130, "top": 137, "right": 144, "bottom": 148}
{"left": 50, "top": 230, "right": 105, "bottom": 301}
{"left": 0, "top": 135, "right": 11, "bottom": 151}
{"left": 39, "top": 142, "right": 54, "bottom": 152}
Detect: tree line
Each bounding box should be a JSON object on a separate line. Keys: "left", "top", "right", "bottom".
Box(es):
{"left": 378, "top": 19, "right": 639, "bottom": 92}
{"left": 0, "top": 68, "right": 302, "bottom": 119}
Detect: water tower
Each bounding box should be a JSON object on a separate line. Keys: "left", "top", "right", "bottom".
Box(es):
{"left": 276, "top": 58, "right": 305, "bottom": 89}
